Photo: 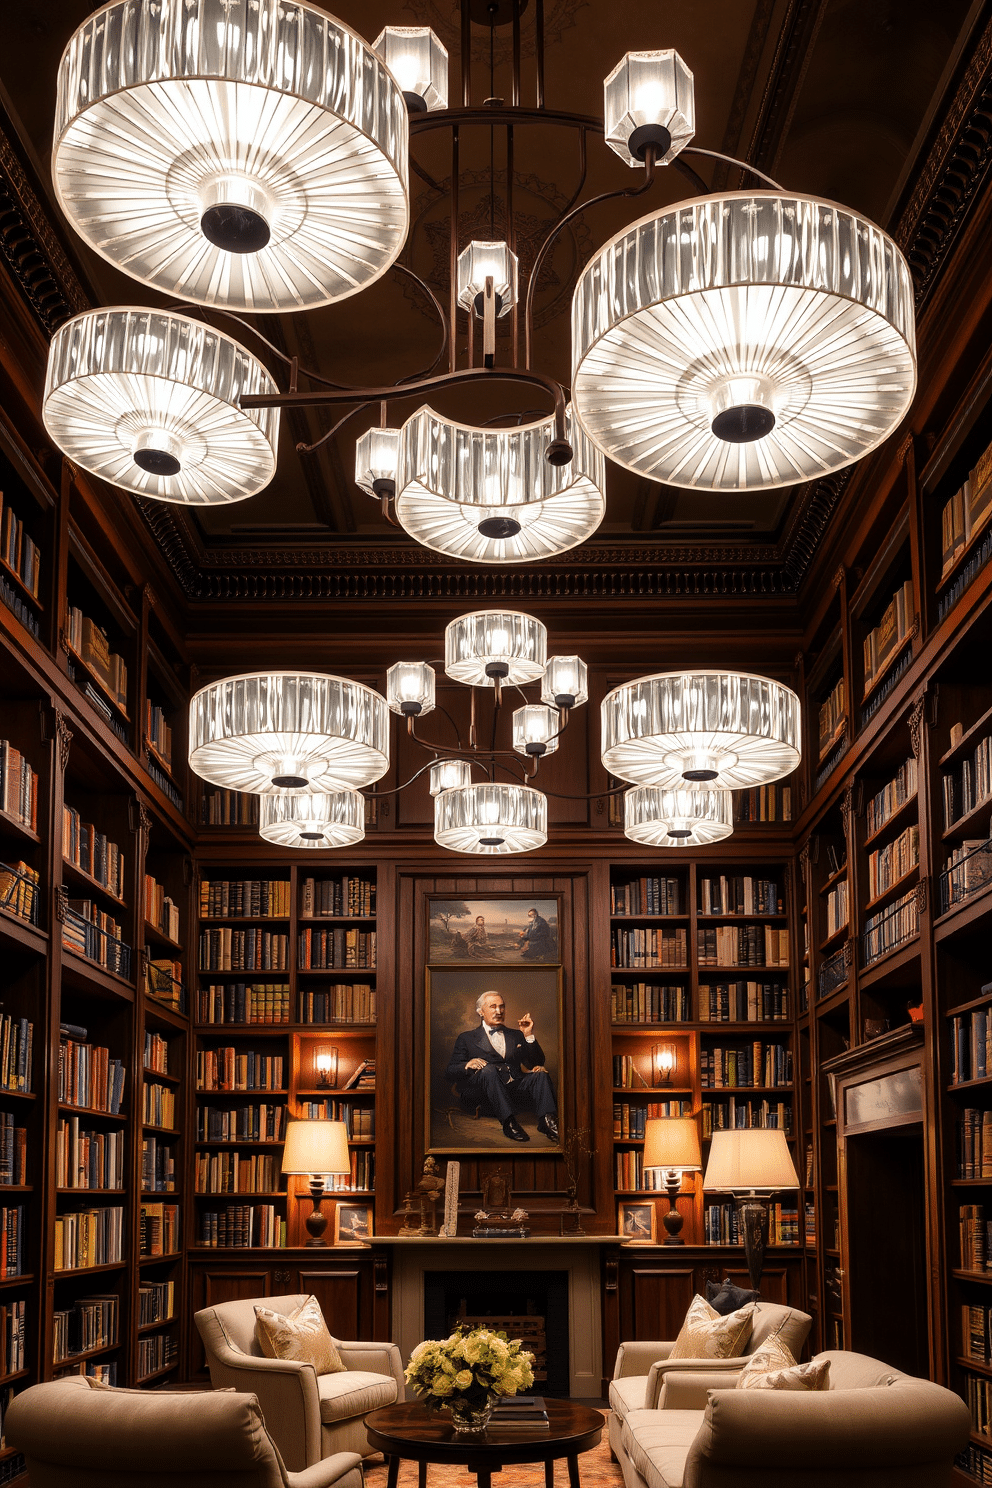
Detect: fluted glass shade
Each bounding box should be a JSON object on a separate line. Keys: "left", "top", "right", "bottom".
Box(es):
{"left": 259, "top": 791, "right": 365, "bottom": 850}
{"left": 434, "top": 783, "right": 547, "bottom": 855}
{"left": 604, "top": 50, "right": 695, "bottom": 167}
{"left": 53, "top": 0, "right": 410, "bottom": 311}
{"left": 702, "top": 1129, "right": 800, "bottom": 1193}
{"left": 43, "top": 308, "right": 279, "bottom": 505}
{"left": 642, "top": 1117, "right": 702, "bottom": 1172}
{"left": 572, "top": 192, "right": 916, "bottom": 491}
{"left": 372, "top": 26, "right": 448, "bottom": 112}
{"left": 513, "top": 705, "right": 560, "bottom": 757}
{"left": 624, "top": 787, "right": 734, "bottom": 847}
{"left": 542, "top": 656, "right": 589, "bottom": 710}
{"left": 355, "top": 427, "right": 401, "bottom": 497}
{"left": 189, "top": 672, "right": 389, "bottom": 794}
{"left": 386, "top": 662, "right": 435, "bottom": 717}
{"left": 445, "top": 611, "right": 547, "bottom": 688}
{"left": 456, "top": 241, "right": 518, "bottom": 316}
{"left": 282, "top": 1120, "right": 351, "bottom": 1175}
{"left": 602, "top": 671, "right": 801, "bottom": 790}
{"left": 395, "top": 407, "right": 605, "bottom": 563}
{"left": 429, "top": 759, "right": 473, "bottom": 796}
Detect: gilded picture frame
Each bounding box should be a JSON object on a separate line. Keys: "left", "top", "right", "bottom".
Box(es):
{"left": 427, "top": 895, "right": 561, "bottom": 965}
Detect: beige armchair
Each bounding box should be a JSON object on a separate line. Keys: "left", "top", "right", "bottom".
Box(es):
{"left": 5, "top": 1374, "right": 365, "bottom": 1488}
{"left": 195, "top": 1293, "right": 403, "bottom": 1471}
{"left": 608, "top": 1301, "right": 812, "bottom": 1459}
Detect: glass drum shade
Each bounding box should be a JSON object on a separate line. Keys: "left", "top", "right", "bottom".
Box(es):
{"left": 372, "top": 26, "right": 448, "bottom": 112}
{"left": 444, "top": 611, "right": 547, "bottom": 688}
{"left": 189, "top": 671, "right": 390, "bottom": 793}
{"left": 602, "top": 670, "right": 801, "bottom": 790}
{"left": 259, "top": 790, "right": 365, "bottom": 849}
{"left": 604, "top": 50, "right": 695, "bottom": 167}
{"left": 43, "top": 308, "right": 279, "bottom": 504}
{"left": 395, "top": 406, "right": 606, "bottom": 564}
{"left": 53, "top": 0, "right": 409, "bottom": 311}
{"left": 571, "top": 192, "right": 917, "bottom": 491}
{"left": 355, "top": 426, "right": 400, "bottom": 497}
{"left": 624, "top": 787, "right": 733, "bottom": 847}
{"left": 434, "top": 783, "right": 547, "bottom": 855}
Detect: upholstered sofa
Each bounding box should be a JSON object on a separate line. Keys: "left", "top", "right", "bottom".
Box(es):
{"left": 614, "top": 1348, "right": 972, "bottom": 1488}
{"left": 4, "top": 1374, "right": 366, "bottom": 1488}
{"left": 608, "top": 1301, "right": 812, "bottom": 1462}
{"left": 195, "top": 1294, "right": 404, "bottom": 1471}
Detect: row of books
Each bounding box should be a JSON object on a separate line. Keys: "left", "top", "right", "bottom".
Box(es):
{"left": 199, "top": 789, "right": 259, "bottom": 826}
{"left": 940, "top": 442, "right": 992, "bottom": 581}
{"left": 0, "top": 1208, "right": 21, "bottom": 1278}
{"left": 143, "top": 1081, "right": 176, "bottom": 1129}
{"left": 867, "top": 824, "right": 919, "bottom": 900}
{"left": 196, "top": 1103, "right": 287, "bottom": 1142}
{"left": 942, "top": 732, "right": 992, "bottom": 828}
{"left": 0, "top": 861, "right": 39, "bottom": 925}
{"left": 194, "top": 1153, "right": 283, "bottom": 1194}
{"left": 699, "top": 877, "right": 782, "bottom": 916}
{"left": 0, "top": 565, "right": 40, "bottom": 639}
{"left": 614, "top": 1152, "right": 672, "bottom": 1191}
{"left": 0, "top": 1301, "right": 24, "bottom": 1378}
{"left": 199, "top": 928, "right": 290, "bottom": 972}
{"left": 55, "top": 1119, "right": 125, "bottom": 1190}
{"left": 62, "top": 807, "right": 125, "bottom": 899}
{"left": 138, "top": 1279, "right": 174, "bottom": 1327}
{"left": 58, "top": 1034, "right": 126, "bottom": 1114}
{"left": 611, "top": 984, "right": 690, "bottom": 1024}
{"left": 140, "top": 1202, "right": 179, "bottom": 1256}
{"left": 144, "top": 873, "right": 179, "bottom": 942}
{"left": 197, "top": 984, "right": 292, "bottom": 1026}
{"left": 198, "top": 1206, "right": 286, "bottom": 1248}
{"left": 612, "top": 1055, "right": 652, "bottom": 1090}
{"left": 964, "top": 1372, "right": 992, "bottom": 1437}
{"left": 66, "top": 608, "right": 128, "bottom": 711}
{"left": 298, "top": 928, "right": 376, "bottom": 969}
{"left": 698, "top": 982, "right": 790, "bottom": 1023}
{"left": 62, "top": 900, "right": 130, "bottom": 978}
{"left": 863, "top": 888, "right": 919, "bottom": 964}
{"left": 960, "top": 1204, "right": 992, "bottom": 1271}
{"left": 733, "top": 784, "right": 792, "bottom": 823}
{"left": 951, "top": 1006, "right": 992, "bottom": 1085}
{"left": 301, "top": 875, "right": 375, "bottom": 918}
{"left": 300, "top": 985, "right": 377, "bottom": 1024}
{"left": 143, "top": 1032, "right": 171, "bottom": 1078}
{"left": 818, "top": 676, "right": 846, "bottom": 762}
{"left": 963, "top": 1303, "right": 992, "bottom": 1365}
{"left": 297, "top": 1101, "right": 374, "bottom": 1136}
{"left": 145, "top": 700, "right": 173, "bottom": 771}
{"left": 700, "top": 1043, "right": 793, "bottom": 1089}
{"left": 342, "top": 1059, "right": 376, "bottom": 1091}
{"left": 805, "top": 1202, "right": 816, "bottom": 1245}
{"left": 53, "top": 1295, "right": 117, "bottom": 1363}
{"left": 866, "top": 757, "right": 917, "bottom": 838}
{"left": 54, "top": 1206, "right": 122, "bottom": 1271}
{"left": 701, "top": 1097, "right": 792, "bottom": 1136}
{"left": 141, "top": 1136, "right": 175, "bottom": 1193}
{"left": 199, "top": 879, "right": 291, "bottom": 919}
{"left": 138, "top": 1332, "right": 179, "bottom": 1380}
{"left": 698, "top": 925, "right": 788, "bottom": 967}
{"left": 863, "top": 579, "right": 914, "bottom": 694}
{"left": 0, "top": 1114, "right": 26, "bottom": 1186}
{"left": 195, "top": 1051, "right": 285, "bottom": 1092}
{"left": 826, "top": 880, "right": 849, "bottom": 938}
{"left": 326, "top": 1150, "right": 374, "bottom": 1191}
{"left": 612, "top": 1100, "right": 691, "bottom": 1138}
{"left": 959, "top": 1108, "right": 992, "bottom": 1176}
{"left": 610, "top": 877, "right": 682, "bottom": 916}
{"left": 0, "top": 741, "right": 37, "bottom": 831}
{"left": 610, "top": 927, "right": 688, "bottom": 969}
{"left": 943, "top": 840, "right": 992, "bottom": 910}
{"left": 705, "top": 1202, "right": 799, "bottom": 1245}
{"left": 147, "top": 958, "right": 183, "bottom": 1009}
{"left": 0, "top": 1015, "right": 31, "bottom": 1095}
{"left": 0, "top": 500, "right": 40, "bottom": 599}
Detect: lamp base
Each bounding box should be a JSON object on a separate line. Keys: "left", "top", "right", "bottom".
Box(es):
{"left": 305, "top": 1179, "right": 329, "bottom": 1247}
{"left": 736, "top": 1195, "right": 769, "bottom": 1292}
{"left": 661, "top": 1171, "right": 685, "bottom": 1245}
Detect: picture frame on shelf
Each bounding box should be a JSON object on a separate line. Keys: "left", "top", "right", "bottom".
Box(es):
{"left": 425, "top": 965, "right": 564, "bottom": 1155}
{"left": 619, "top": 1200, "right": 657, "bottom": 1244}
{"left": 334, "top": 1203, "right": 373, "bottom": 1247}
{"left": 427, "top": 896, "right": 560, "bottom": 965}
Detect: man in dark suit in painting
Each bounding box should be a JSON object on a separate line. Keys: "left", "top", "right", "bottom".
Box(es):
{"left": 445, "top": 991, "right": 559, "bottom": 1144}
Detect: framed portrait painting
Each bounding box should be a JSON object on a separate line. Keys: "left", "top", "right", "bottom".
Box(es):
{"left": 618, "top": 1200, "right": 657, "bottom": 1244}
{"left": 334, "top": 1202, "right": 373, "bottom": 1247}
{"left": 425, "top": 964, "right": 563, "bottom": 1155}
{"left": 428, "top": 896, "right": 560, "bottom": 965}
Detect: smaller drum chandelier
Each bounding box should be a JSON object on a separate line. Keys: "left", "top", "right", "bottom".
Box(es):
{"left": 259, "top": 791, "right": 367, "bottom": 850}
{"left": 623, "top": 787, "right": 734, "bottom": 847}
{"left": 434, "top": 783, "right": 548, "bottom": 856}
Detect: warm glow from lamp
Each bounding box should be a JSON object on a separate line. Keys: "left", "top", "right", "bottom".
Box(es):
{"left": 642, "top": 1117, "right": 702, "bottom": 1175}
{"left": 282, "top": 1120, "right": 351, "bottom": 1177}
{"left": 652, "top": 1044, "right": 677, "bottom": 1086}
{"left": 456, "top": 241, "right": 518, "bottom": 317}
{"left": 315, "top": 1049, "right": 339, "bottom": 1089}
{"left": 702, "top": 1128, "right": 800, "bottom": 1192}
{"left": 386, "top": 662, "right": 436, "bottom": 718}
{"left": 372, "top": 26, "right": 448, "bottom": 112}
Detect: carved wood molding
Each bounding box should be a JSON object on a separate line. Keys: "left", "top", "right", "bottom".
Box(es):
{"left": 0, "top": 119, "right": 88, "bottom": 331}
{"left": 839, "top": 783, "right": 854, "bottom": 836}
{"left": 55, "top": 713, "right": 72, "bottom": 772}
{"left": 915, "top": 876, "right": 929, "bottom": 917}
{"left": 909, "top": 691, "right": 927, "bottom": 759}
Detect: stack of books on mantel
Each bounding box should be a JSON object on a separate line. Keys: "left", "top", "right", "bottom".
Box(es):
{"left": 491, "top": 1396, "right": 549, "bottom": 1428}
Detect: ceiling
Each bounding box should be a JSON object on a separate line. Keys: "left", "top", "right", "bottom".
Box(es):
{"left": 0, "top": 0, "right": 984, "bottom": 592}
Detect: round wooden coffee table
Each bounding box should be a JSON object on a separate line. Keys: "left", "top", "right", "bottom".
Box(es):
{"left": 365, "top": 1399, "right": 604, "bottom": 1488}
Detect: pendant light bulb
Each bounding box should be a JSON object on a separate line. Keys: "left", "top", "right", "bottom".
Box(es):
{"left": 372, "top": 26, "right": 448, "bottom": 113}
{"left": 386, "top": 662, "right": 436, "bottom": 718}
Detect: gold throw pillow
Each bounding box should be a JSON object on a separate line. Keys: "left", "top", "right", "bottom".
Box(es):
{"left": 254, "top": 1296, "right": 347, "bottom": 1375}
{"left": 668, "top": 1294, "right": 754, "bottom": 1360}
{"left": 736, "top": 1331, "right": 830, "bottom": 1391}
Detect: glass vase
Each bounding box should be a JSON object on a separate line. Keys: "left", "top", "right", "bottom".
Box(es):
{"left": 447, "top": 1394, "right": 496, "bottom": 1433}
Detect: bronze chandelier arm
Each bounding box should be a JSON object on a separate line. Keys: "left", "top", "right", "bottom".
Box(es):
{"left": 680, "top": 147, "right": 784, "bottom": 190}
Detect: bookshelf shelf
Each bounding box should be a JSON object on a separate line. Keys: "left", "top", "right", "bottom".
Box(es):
{"left": 144, "top": 920, "right": 182, "bottom": 953}
{"left": 864, "top": 866, "right": 919, "bottom": 913}
{"left": 0, "top": 911, "right": 47, "bottom": 955}
{"left": 57, "top": 1103, "right": 126, "bottom": 1121}
{"left": 142, "top": 1067, "right": 182, "bottom": 1086}
{"left": 819, "top": 926, "right": 849, "bottom": 953}
{"left": 0, "top": 560, "right": 40, "bottom": 610}
{"left": 54, "top": 1261, "right": 127, "bottom": 1277}
{"left": 948, "top": 992, "right": 992, "bottom": 1018}
{"left": 138, "top": 1253, "right": 181, "bottom": 1265}
{"left": 942, "top": 798, "right": 992, "bottom": 844}
{"left": 137, "top": 1363, "right": 180, "bottom": 1384}
{"left": 137, "top": 1318, "right": 176, "bottom": 1334}
{"left": 820, "top": 865, "right": 849, "bottom": 895}
{"left": 63, "top": 641, "right": 130, "bottom": 722}
{"left": 54, "top": 1340, "right": 120, "bottom": 1367}
{"left": 864, "top": 793, "right": 918, "bottom": 848}
{"left": 61, "top": 858, "right": 128, "bottom": 909}
{"left": 55, "top": 1188, "right": 123, "bottom": 1196}
{"left": 0, "top": 1275, "right": 32, "bottom": 1289}
{"left": 0, "top": 808, "right": 38, "bottom": 845}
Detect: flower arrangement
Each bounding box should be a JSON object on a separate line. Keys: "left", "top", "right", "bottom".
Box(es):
{"left": 404, "top": 1325, "right": 536, "bottom": 1432}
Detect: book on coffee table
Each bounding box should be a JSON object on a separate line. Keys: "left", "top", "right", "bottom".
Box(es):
{"left": 491, "top": 1396, "right": 549, "bottom": 1424}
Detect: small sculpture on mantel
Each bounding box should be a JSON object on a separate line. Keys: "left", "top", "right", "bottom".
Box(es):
{"left": 560, "top": 1126, "right": 595, "bottom": 1236}
{"left": 473, "top": 1168, "right": 530, "bottom": 1237}
{"left": 414, "top": 1156, "right": 445, "bottom": 1236}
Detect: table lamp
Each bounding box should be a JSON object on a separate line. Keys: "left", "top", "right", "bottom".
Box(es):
{"left": 281, "top": 1119, "right": 351, "bottom": 1247}
{"left": 642, "top": 1116, "right": 702, "bottom": 1245}
{"left": 702, "top": 1128, "right": 800, "bottom": 1290}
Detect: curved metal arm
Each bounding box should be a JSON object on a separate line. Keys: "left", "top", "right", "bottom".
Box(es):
{"left": 681, "top": 147, "right": 784, "bottom": 190}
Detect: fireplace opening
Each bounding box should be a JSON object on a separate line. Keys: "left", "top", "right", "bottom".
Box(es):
{"left": 423, "top": 1270, "right": 570, "bottom": 1398}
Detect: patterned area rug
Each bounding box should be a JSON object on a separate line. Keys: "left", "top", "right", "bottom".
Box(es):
{"left": 364, "top": 1411, "right": 619, "bottom": 1488}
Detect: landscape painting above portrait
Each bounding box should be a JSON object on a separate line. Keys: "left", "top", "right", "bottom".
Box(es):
{"left": 429, "top": 898, "right": 559, "bottom": 964}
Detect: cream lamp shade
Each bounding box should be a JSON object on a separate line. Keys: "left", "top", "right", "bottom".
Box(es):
{"left": 702, "top": 1128, "right": 800, "bottom": 1193}
{"left": 281, "top": 1120, "right": 351, "bottom": 1176}
{"left": 642, "top": 1117, "right": 702, "bottom": 1173}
